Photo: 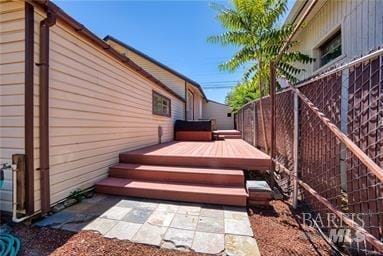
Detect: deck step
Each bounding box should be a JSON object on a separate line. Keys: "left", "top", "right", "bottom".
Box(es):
{"left": 213, "top": 130, "right": 242, "bottom": 140}
{"left": 221, "top": 134, "right": 242, "bottom": 139}
{"left": 110, "top": 163, "right": 244, "bottom": 186}
{"left": 95, "top": 177, "right": 248, "bottom": 206}
{"left": 213, "top": 130, "right": 241, "bottom": 136}
{"left": 119, "top": 153, "right": 269, "bottom": 170}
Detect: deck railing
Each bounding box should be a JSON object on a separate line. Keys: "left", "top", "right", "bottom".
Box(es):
{"left": 235, "top": 48, "right": 383, "bottom": 255}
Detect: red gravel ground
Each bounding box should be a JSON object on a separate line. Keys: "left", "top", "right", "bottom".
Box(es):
{"left": 249, "top": 200, "right": 333, "bottom": 256}
{"left": 9, "top": 200, "right": 332, "bottom": 256}
{"left": 11, "top": 225, "right": 205, "bottom": 256}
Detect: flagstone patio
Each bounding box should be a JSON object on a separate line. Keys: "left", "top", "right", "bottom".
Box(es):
{"left": 35, "top": 194, "right": 260, "bottom": 255}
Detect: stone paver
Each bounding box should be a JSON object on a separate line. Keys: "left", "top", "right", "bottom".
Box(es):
{"left": 83, "top": 193, "right": 108, "bottom": 204}
{"left": 65, "top": 202, "right": 94, "bottom": 213}
{"left": 170, "top": 214, "right": 198, "bottom": 230}
{"left": 100, "top": 206, "right": 132, "bottom": 220}
{"left": 83, "top": 218, "right": 118, "bottom": 235}
{"left": 196, "top": 216, "right": 224, "bottom": 233}
{"left": 35, "top": 211, "right": 75, "bottom": 227}
{"left": 35, "top": 194, "right": 258, "bottom": 255}
{"left": 224, "top": 207, "right": 249, "bottom": 220}
{"left": 58, "top": 213, "right": 96, "bottom": 231}
{"left": 122, "top": 208, "right": 153, "bottom": 224}
{"left": 116, "top": 199, "right": 141, "bottom": 208}
{"left": 158, "top": 202, "right": 179, "bottom": 212}
{"left": 147, "top": 210, "right": 175, "bottom": 227}
{"left": 225, "top": 218, "right": 253, "bottom": 236}
{"left": 177, "top": 204, "right": 201, "bottom": 215}
{"left": 200, "top": 206, "right": 224, "bottom": 218}
{"left": 105, "top": 221, "right": 142, "bottom": 240}
{"left": 137, "top": 201, "right": 159, "bottom": 210}
{"left": 192, "top": 231, "right": 224, "bottom": 254}
{"left": 225, "top": 234, "right": 261, "bottom": 256}
{"left": 87, "top": 202, "right": 119, "bottom": 215}
{"left": 132, "top": 223, "right": 168, "bottom": 246}
{"left": 163, "top": 227, "right": 194, "bottom": 248}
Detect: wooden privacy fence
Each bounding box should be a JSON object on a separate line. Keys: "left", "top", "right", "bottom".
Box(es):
{"left": 235, "top": 49, "right": 383, "bottom": 255}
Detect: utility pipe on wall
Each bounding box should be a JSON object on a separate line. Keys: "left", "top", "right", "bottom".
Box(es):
{"left": 39, "top": 10, "right": 56, "bottom": 215}
{"left": 24, "top": 2, "right": 35, "bottom": 215}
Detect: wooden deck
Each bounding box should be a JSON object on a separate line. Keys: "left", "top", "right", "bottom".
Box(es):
{"left": 96, "top": 138, "right": 270, "bottom": 206}
{"left": 119, "top": 139, "right": 270, "bottom": 170}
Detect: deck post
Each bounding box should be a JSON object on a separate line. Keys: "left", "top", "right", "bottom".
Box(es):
{"left": 241, "top": 109, "right": 244, "bottom": 138}
{"left": 292, "top": 91, "right": 299, "bottom": 209}
{"left": 253, "top": 101, "right": 256, "bottom": 146}
{"left": 269, "top": 62, "right": 276, "bottom": 187}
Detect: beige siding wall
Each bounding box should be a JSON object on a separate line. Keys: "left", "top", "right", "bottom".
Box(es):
{"left": 292, "top": 0, "right": 383, "bottom": 80}
{"left": 33, "top": 11, "right": 184, "bottom": 211}
{"left": 107, "top": 40, "right": 186, "bottom": 99}
{"left": 203, "top": 101, "right": 234, "bottom": 130}
{"left": 0, "top": 1, "right": 25, "bottom": 212}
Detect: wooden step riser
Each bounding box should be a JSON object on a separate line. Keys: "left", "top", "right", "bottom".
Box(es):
{"left": 119, "top": 154, "right": 270, "bottom": 170}
{"left": 217, "top": 133, "right": 241, "bottom": 136}
{"left": 95, "top": 185, "right": 247, "bottom": 207}
{"left": 222, "top": 135, "right": 242, "bottom": 139}
{"left": 110, "top": 168, "right": 244, "bottom": 186}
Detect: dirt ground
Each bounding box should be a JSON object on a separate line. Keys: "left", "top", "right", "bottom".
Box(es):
{"left": 8, "top": 200, "right": 333, "bottom": 256}
{"left": 248, "top": 200, "right": 333, "bottom": 256}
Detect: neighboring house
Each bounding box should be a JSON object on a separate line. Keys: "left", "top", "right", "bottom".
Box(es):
{"left": 0, "top": 1, "right": 233, "bottom": 215}
{"left": 203, "top": 100, "right": 234, "bottom": 130}
{"left": 286, "top": 0, "right": 382, "bottom": 191}
{"left": 287, "top": 0, "right": 383, "bottom": 81}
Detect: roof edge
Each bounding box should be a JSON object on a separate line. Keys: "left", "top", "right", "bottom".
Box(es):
{"left": 207, "top": 99, "right": 230, "bottom": 107}
{"left": 28, "top": 0, "right": 185, "bottom": 103}
{"left": 104, "top": 35, "right": 207, "bottom": 100}
{"left": 285, "top": 0, "right": 309, "bottom": 25}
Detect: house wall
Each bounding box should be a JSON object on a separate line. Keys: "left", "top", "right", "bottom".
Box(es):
{"left": 32, "top": 9, "right": 185, "bottom": 211}
{"left": 0, "top": 1, "right": 25, "bottom": 212}
{"left": 106, "top": 40, "right": 186, "bottom": 100}
{"left": 187, "top": 83, "right": 203, "bottom": 120}
{"left": 203, "top": 101, "right": 234, "bottom": 130}
{"left": 292, "top": 0, "right": 383, "bottom": 80}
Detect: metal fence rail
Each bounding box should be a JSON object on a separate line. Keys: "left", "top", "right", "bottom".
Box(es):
{"left": 235, "top": 49, "right": 383, "bottom": 255}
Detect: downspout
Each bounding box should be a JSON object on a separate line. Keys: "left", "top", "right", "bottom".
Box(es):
{"left": 39, "top": 10, "right": 56, "bottom": 215}
{"left": 24, "top": 2, "right": 35, "bottom": 216}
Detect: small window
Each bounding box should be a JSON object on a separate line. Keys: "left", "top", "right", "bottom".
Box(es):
{"left": 152, "top": 91, "right": 171, "bottom": 117}
{"left": 319, "top": 30, "right": 342, "bottom": 67}
{"left": 227, "top": 113, "right": 232, "bottom": 117}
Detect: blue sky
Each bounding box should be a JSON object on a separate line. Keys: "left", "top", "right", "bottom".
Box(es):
{"left": 54, "top": 0, "right": 294, "bottom": 103}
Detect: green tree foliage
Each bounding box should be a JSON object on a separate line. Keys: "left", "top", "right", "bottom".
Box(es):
{"left": 209, "top": 0, "right": 314, "bottom": 110}
{"left": 225, "top": 79, "right": 260, "bottom": 112}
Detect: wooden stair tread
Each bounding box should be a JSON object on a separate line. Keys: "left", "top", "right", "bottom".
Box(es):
{"left": 111, "top": 163, "right": 244, "bottom": 176}
{"left": 96, "top": 177, "right": 248, "bottom": 196}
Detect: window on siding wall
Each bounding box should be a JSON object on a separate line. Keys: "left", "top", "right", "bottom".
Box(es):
{"left": 153, "top": 91, "right": 171, "bottom": 117}
{"left": 319, "top": 30, "right": 342, "bottom": 67}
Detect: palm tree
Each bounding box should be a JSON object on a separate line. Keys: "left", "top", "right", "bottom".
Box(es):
{"left": 209, "top": 0, "right": 313, "bottom": 108}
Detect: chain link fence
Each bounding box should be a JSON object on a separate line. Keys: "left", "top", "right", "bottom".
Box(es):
{"left": 234, "top": 50, "right": 383, "bottom": 255}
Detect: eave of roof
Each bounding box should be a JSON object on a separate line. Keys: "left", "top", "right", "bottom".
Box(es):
{"left": 29, "top": 0, "right": 185, "bottom": 103}
{"left": 104, "top": 35, "right": 208, "bottom": 101}
{"left": 285, "top": 0, "right": 309, "bottom": 25}
{"left": 207, "top": 99, "right": 230, "bottom": 107}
